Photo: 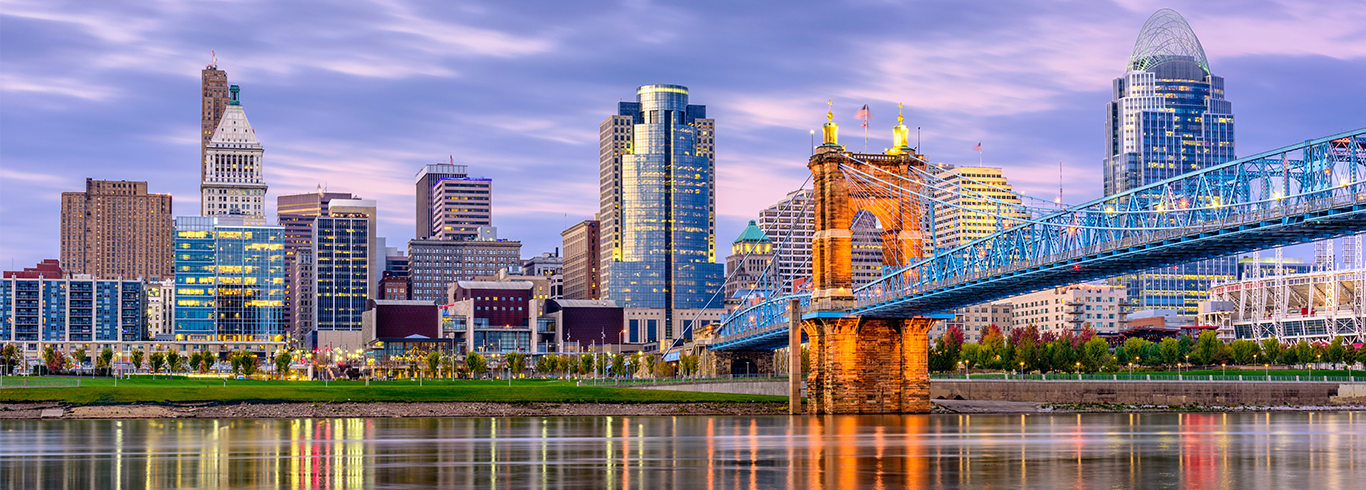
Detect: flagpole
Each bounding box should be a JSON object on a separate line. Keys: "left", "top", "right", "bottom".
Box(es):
{"left": 864, "top": 100, "right": 869, "bottom": 153}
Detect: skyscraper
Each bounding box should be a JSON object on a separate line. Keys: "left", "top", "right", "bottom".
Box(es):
{"left": 201, "top": 62, "right": 230, "bottom": 179}
{"left": 415, "top": 164, "right": 491, "bottom": 241}
{"left": 201, "top": 85, "right": 268, "bottom": 224}
{"left": 173, "top": 216, "right": 286, "bottom": 343}
{"left": 597, "top": 84, "right": 723, "bottom": 340}
{"left": 755, "top": 189, "right": 883, "bottom": 294}
{"left": 60, "top": 179, "right": 174, "bottom": 280}
{"left": 929, "top": 166, "right": 1028, "bottom": 251}
{"left": 277, "top": 189, "right": 353, "bottom": 335}
{"left": 313, "top": 209, "right": 371, "bottom": 351}
{"left": 1103, "top": 9, "right": 1236, "bottom": 315}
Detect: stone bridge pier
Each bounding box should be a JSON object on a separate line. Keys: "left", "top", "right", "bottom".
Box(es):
{"left": 804, "top": 316, "right": 937, "bottom": 414}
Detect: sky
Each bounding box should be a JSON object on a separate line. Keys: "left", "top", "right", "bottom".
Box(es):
{"left": 2, "top": 0, "right": 1364, "bottom": 270}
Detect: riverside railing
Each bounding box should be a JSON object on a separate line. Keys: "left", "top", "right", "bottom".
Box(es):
{"left": 577, "top": 374, "right": 789, "bottom": 387}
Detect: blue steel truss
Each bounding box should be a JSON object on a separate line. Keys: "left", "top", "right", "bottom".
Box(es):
{"left": 711, "top": 128, "right": 1366, "bottom": 350}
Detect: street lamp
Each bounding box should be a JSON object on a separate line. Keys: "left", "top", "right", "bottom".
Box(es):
{"left": 1076, "top": 361, "right": 1081, "bottom": 380}
{"left": 1221, "top": 363, "right": 1226, "bottom": 378}
{"left": 1128, "top": 362, "right": 1134, "bottom": 376}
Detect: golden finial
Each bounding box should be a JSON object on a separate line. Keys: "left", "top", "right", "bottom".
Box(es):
{"left": 897, "top": 103, "right": 904, "bottom": 124}
{"left": 826, "top": 100, "right": 833, "bottom": 121}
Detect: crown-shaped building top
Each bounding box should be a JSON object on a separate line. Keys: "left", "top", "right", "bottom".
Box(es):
{"left": 208, "top": 102, "right": 261, "bottom": 150}
{"left": 1128, "top": 8, "right": 1209, "bottom": 74}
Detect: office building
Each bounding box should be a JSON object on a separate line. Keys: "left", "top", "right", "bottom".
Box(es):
{"left": 312, "top": 210, "right": 371, "bottom": 351}
{"left": 597, "top": 84, "right": 724, "bottom": 342}
{"left": 932, "top": 302, "right": 1013, "bottom": 343}
{"left": 444, "top": 281, "right": 537, "bottom": 354}
{"left": 408, "top": 231, "right": 522, "bottom": 303}
{"left": 1103, "top": 9, "right": 1236, "bottom": 315}
{"left": 724, "top": 221, "right": 773, "bottom": 310}
{"left": 3, "top": 259, "right": 63, "bottom": 279}
{"left": 756, "top": 190, "right": 814, "bottom": 295}
{"left": 0, "top": 275, "right": 143, "bottom": 349}
{"left": 276, "top": 189, "right": 353, "bottom": 334}
{"left": 60, "top": 179, "right": 174, "bottom": 280}
{"left": 288, "top": 247, "right": 315, "bottom": 346}
{"left": 201, "top": 85, "right": 269, "bottom": 224}
{"left": 929, "top": 166, "right": 1028, "bottom": 251}
{"left": 201, "top": 62, "right": 230, "bottom": 175}
{"left": 522, "top": 252, "right": 562, "bottom": 277}
{"left": 145, "top": 279, "right": 175, "bottom": 340}
{"left": 172, "top": 217, "right": 286, "bottom": 343}
{"left": 415, "top": 164, "right": 492, "bottom": 241}
{"left": 561, "top": 220, "right": 601, "bottom": 300}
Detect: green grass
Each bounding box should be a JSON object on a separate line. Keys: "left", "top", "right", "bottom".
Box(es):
{"left": 0, "top": 377, "right": 787, "bottom": 405}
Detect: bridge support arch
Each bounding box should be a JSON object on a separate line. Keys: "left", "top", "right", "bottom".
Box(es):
{"left": 804, "top": 315, "right": 937, "bottom": 414}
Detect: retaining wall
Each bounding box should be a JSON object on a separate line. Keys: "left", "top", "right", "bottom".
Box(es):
{"left": 931, "top": 380, "right": 1366, "bottom": 406}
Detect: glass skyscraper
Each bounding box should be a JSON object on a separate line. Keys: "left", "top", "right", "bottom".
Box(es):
{"left": 173, "top": 216, "right": 286, "bottom": 342}
{"left": 599, "top": 84, "right": 723, "bottom": 339}
{"left": 1103, "top": 9, "right": 1236, "bottom": 315}
{"left": 313, "top": 215, "right": 369, "bottom": 335}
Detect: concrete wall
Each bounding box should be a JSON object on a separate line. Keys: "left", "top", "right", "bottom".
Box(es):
{"left": 635, "top": 379, "right": 803, "bottom": 398}
{"left": 931, "top": 380, "right": 1366, "bottom": 406}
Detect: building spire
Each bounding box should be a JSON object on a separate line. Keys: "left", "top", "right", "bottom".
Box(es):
{"left": 822, "top": 100, "right": 839, "bottom": 146}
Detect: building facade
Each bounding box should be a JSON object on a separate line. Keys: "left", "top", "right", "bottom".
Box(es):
{"left": 415, "top": 164, "right": 492, "bottom": 241}
{"left": 444, "top": 281, "right": 538, "bottom": 354}
{"left": 201, "top": 85, "right": 268, "bottom": 224}
{"left": 1103, "top": 9, "right": 1237, "bottom": 315}
{"left": 929, "top": 166, "right": 1028, "bottom": 251}
{"left": 144, "top": 279, "right": 175, "bottom": 340}
{"left": 201, "top": 63, "right": 230, "bottom": 175}
{"left": 561, "top": 220, "right": 601, "bottom": 300}
{"left": 288, "top": 247, "right": 315, "bottom": 346}
{"left": 408, "top": 236, "right": 522, "bottom": 303}
{"left": 60, "top": 179, "right": 174, "bottom": 280}
{"left": 276, "top": 189, "right": 353, "bottom": 335}
{"left": 0, "top": 277, "right": 144, "bottom": 350}
{"left": 932, "top": 302, "right": 1014, "bottom": 343}
{"left": 172, "top": 217, "right": 286, "bottom": 343}
{"left": 756, "top": 190, "right": 814, "bottom": 295}
{"left": 598, "top": 84, "right": 723, "bottom": 341}
{"left": 1010, "top": 284, "right": 1128, "bottom": 336}
{"left": 724, "top": 221, "right": 773, "bottom": 310}
{"left": 312, "top": 215, "right": 370, "bottom": 351}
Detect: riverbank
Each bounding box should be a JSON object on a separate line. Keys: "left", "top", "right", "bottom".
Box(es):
{"left": 931, "top": 399, "right": 1366, "bottom": 414}
{"left": 0, "top": 400, "right": 791, "bottom": 419}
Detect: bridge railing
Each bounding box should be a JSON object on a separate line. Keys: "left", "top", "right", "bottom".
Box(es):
{"left": 712, "top": 294, "right": 810, "bottom": 343}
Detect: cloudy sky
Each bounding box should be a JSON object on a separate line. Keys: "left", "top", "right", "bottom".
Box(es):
{"left": 2, "top": 0, "right": 1363, "bottom": 270}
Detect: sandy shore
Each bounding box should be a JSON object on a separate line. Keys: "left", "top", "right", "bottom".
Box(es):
{"left": 0, "top": 401, "right": 789, "bottom": 420}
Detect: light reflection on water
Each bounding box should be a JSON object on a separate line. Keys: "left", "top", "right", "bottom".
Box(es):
{"left": 1, "top": 412, "right": 1361, "bottom": 489}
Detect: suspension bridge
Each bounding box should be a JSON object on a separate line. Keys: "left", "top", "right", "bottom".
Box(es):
{"left": 699, "top": 115, "right": 1366, "bottom": 414}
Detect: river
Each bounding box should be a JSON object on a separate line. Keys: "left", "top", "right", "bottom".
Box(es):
{"left": 2, "top": 412, "right": 1362, "bottom": 489}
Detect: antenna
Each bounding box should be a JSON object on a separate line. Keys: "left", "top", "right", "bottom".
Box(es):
{"left": 1058, "top": 161, "right": 1063, "bottom": 207}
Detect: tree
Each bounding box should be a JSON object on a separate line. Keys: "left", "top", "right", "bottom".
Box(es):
{"left": 578, "top": 353, "right": 595, "bottom": 376}
{"left": 275, "top": 351, "right": 294, "bottom": 379}
{"left": 628, "top": 352, "right": 642, "bottom": 377}
{"left": 801, "top": 346, "right": 810, "bottom": 374}
{"left": 1010, "top": 325, "right": 1042, "bottom": 373}
{"left": 189, "top": 352, "right": 204, "bottom": 374}
{"left": 236, "top": 351, "right": 259, "bottom": 376}
{"left": 979, "top": 325, "right": 1006, "bottom": 369}
{"left": 130, "top": 349, "right": 145, "bottom": 372}
{"left": 1082, "top": 338, "right": 1110, "bottom": 373}
{"left": 1230, "top": 340, "right": 1259, "bottom": 365}
{"left": 165, "top": 351, "right": 181, "bottom": 374}
{"left": 2, "top": 344, "right": 23, "bottom": 375}
{"left": 41, "top": 346, "right": 65, "bottom": 374}
{"left": 465, "top": 352, "right": 487, "bottom": 376}
{"left": 426, "top": 351, "right": 442, "bottom": 378}
{"left": 679, "top": 354, "right": 699, "bottom": 377}
{"left": 1260, "top": 339, "right": 1282, "bottom": 365}
{"left": 149, "top": 352, "right": 166, "bottom": 374}
{"left": 72, "top": 348, "right": 88, "bottom": 370}
{"left": 506, "top": 352, "right": 526, "bottom": 376}
{"left": 611, "top": 353, "right": 627, "bottom": 377}
{"left": 644, "top": 354, "right": 658, "bottom": 377}
{"left": 95, "top": 348, "right": 114, "bottom": 374}
{"left": 929, "top": 336, "right": 955, "bottom": 373}
{"left": 1328, "top": 337, "right": 1347, "bottom": 365}
{"left": 535, "top": 355, "right": 556, "bottom": 376}
{"left": 1122, "top": 338, "right": 1150, "bottom": 366}
{"left": 1194, "top": 331, "right": 1221, "bottom": 365}
{"left": 1160, "top": 337, "right": 1181, "bottom": 366}
{"left": 1293, "top": 340, "right": 1313, "bottom": 367}
{"left": 199, "top": 351, "right": 216, "bottom": 373}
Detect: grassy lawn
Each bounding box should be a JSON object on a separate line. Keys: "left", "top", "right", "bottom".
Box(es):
{"left": 0, "top": 377, "right": 786, "bottom": 405}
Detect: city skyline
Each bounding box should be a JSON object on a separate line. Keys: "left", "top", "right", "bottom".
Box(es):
{"left": 3, "top": 1, "right": 1364, "bottom": 269}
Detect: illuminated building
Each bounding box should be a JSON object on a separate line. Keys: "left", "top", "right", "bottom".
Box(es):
{"left": 276, "top": 189, "right": 353, "bottom": 335}
{"left": 1103, "top": 9, "right": 1236, "bottom": 314}
{"left": 60, "top": 179, "right": 174, "bottom": 280}
{"left": 408, "top": 230, "right": 522, "bottom": 303}
{"left": 201, "top": 85, "right": 268, "bottom": 224}
{"left": 312, "top": 207, "right": 372, "bottom": 352}
{"left": 172, "top": 216, "right": 285, "bottom": 343}
{"left": 201, "top": 62, "right": 229, "bottom": 176}
{"left": 1203, "top": 239, "right": 1365, "bottom": 344}
{"left": 929, "top": 166, "right": 1028, "bottom": 250}
{"left": 724, "top": 220, "right": 773, "bottom": 310}
{"left": 597, "top": 84, "right": 724, "bottom": 341}
{"left": 756, "top": 190, "right": 813, "bottom": 294}
{"left": 144, "top": 279, "right": 175, "bottom": 340}
{"left": 1009, "top": 284, "right": 1128, "bottom": 335}
{"left": 416, "top": 164, "right": 492, "bottom": 241}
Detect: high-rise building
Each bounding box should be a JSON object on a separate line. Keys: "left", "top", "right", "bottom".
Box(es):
{"left": 1103, "top": 9, "right": 1236, "bottom": 315}
{"left": 60, "top": 179, "right": 174, "bottom": 280}
{"left": 172, "top": 216, "right": 286, "bottom": 343}
{"left": 1009, "top": 284, "right": 1128, "bottom": 336}
{"left": 288, "top": 247, "right": 315, "bottom": 346}
{"left": 201, "top": 63, "right": 230, "bottom": 177}
{"left": 276, "top": 189, "right": 353, "bottom": 333}
{"left": 723, "top": 221, "right": 773, "bottom": 310}
{"left": 929, "top": 166, "right": 1028, "bottom": 251}
{"left": 201, "top": 85, "right": 268, "bottom": 224}
{"left": 597, "top": 84, "right": 724, "bottom": 341}
{"left": 756, "top": 190, "right": 814, "bottom": 295}
{"left": 144, "top": 279, "right": 175, "bottom": 340}
{"left": 408, "top": 232, "right": 522, "bottom": 303}
{"left": 312, "top": 211, "right": 371, "bottom": 351}
{"left": 560, "top": 220, "right": 601, "bottom": 300}
{"left": 415, "top": 164, "right": 492, "bottom": 241}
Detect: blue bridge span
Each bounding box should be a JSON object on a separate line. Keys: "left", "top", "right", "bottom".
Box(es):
{"left": 709, "top": 128, "right": 1366, "bottom": 351}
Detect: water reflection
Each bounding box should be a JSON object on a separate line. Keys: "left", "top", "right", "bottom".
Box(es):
{"left": 1, "top": 412, "right": 1361, "bottom": 489}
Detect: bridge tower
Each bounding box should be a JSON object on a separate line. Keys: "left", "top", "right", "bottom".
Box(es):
{"left": 805, "top": 107, "right": 939, "bottom": 414}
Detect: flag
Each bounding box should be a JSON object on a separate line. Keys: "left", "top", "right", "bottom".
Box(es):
{"left": 974, "top": 142, "right": 982, "bottom": 152}
{"left": 856, "top": 104, "right": 869, "bottom": 128}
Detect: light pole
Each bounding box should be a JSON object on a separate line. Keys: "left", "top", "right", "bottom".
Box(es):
{"left": 1076, "top": 362, "right": 1081, "bottom": 381}
{"left": 1221, "top": 363, "right": 1226, "bottom": 378}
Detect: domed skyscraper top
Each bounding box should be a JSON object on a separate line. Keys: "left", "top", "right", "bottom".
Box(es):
{"left": 1127, "top": 8, "right": 1210, "bottom": 74}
